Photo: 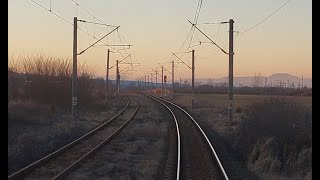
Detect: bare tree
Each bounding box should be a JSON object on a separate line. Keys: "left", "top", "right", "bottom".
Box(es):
{"left": 183, "top": 80, "right": 189, "bottom": 86}
{"left": 207, "top": 79, "right": 214, "bottom": 86}
{"left": 215, "top": 82, "right": 228, "bottom": 87}
{"left": 289, "top": 82, "right": 295, "bottom": 89}
{"left": 252, "top": 72, "right": 263, "bottom": 87}
{"left": 195, "top": 81, "right": 201, "bottom": 87}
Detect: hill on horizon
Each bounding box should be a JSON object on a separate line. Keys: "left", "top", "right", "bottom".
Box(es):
{"left": 182, "top": 73, "right": 312, "bottom": 88}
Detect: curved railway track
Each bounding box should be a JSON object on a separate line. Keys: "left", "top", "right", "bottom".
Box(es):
{"left": 143, "top": 92, "right": 229, "bottom": 180}
{"left": 8, "top": 96, "right": 139, "bottom": 180}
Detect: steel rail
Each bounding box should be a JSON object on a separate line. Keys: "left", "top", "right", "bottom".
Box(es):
{"left": 52, "top": 96, "right": 140, "bottom": 179}
{"left": 146, "top": 92, "right": 229, "bottom": 180}
{"left": 142, "top": 92, "right": 181, "bottom": 180}
{"left": 8, "top": 98, "right": 130, "bottom": 180}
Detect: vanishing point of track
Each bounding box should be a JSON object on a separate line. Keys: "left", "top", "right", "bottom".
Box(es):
{"left": 8, "top": 96, "right": 139, "bottom": 180}
{"left": 143, "top": 92, "right": 229, "bottom": 180}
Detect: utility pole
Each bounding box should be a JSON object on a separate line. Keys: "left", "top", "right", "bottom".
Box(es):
{"left": 165, "top": 80, "right": 167, "bottom": 95}
{"left": 172, "top": 60, "right": 174, "bottom": 100}
{"left": 265, "top": 78, "right": 267, "bottom": 95}
{"left": 145, "top": 75, "right": 147, "bottom": 89}
{"left": 161, "top": 66, "right": 164, "bottom": 96}
{"left": 105, "top": 49, "right": 110, "bottom": 104}
{"left": 192, "top": 50, "right": 195, "bottom": 108}
{"left": 116, "top": 60, "right": 119, "bottom": 95}
{"left": 180, "top": 77, "right": 182, "bottom": 88}
{"left": 228, "top": 19, "right": 234, "bottom": 124}
{"left": 302, "top": 76, "right": 304, "bottom": 88}
{"left": 155, "top": 70, "right": 157, "bottom": 88}
{"left": 72, "top": 17, "right": 78, "bottom": 119}
{"left": 148, "top": 74, "right": 150, "bottom": 89}
{"left": 118, "top": 69, "right": 120, "bottom": 93}
{"left": 150, "top": 73, "right": 153, "bottom": 89}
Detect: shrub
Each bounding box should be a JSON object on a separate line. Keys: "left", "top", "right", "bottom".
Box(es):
{"left": 235, "top": 97, "right": 312, "bottom": 176}
{"left": 8, "top": 54, "right": 100, "bottom": 110}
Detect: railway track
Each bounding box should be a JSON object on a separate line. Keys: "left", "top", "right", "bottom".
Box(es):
{"left": 8, "top": 96, "right": 139, "bottom": 180}
{"left": 143, "top": 92, "right": 229, "bottom": 180}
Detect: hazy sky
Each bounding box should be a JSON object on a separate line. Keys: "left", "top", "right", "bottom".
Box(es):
{"left": 9, "top": 0, "right": 312, "bottom": 81}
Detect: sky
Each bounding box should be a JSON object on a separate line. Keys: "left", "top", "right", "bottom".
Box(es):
{"left": 8, "top": 0, "right": 312, "bottom": 81}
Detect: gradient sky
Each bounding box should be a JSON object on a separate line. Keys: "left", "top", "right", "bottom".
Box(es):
{"left": 9, "top": 0, "right": 312, "bottom": 81}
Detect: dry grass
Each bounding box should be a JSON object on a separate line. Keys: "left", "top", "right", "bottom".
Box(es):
{"left": 65, "top": 95, "right": 169, "bottom": 179}
{"left": 172, "top": 94, "right": 312, "bottom": 179}
{"left": 8, "top": 100, "right": 89, "bottom": 174}
{"left": 8, "top": 53, "right": 99, "bottom": 110}
{"left": 235, "top": 97, "right": 312, "bottom": 179}
{"left": 7, "top": 53, "right": 127, "bottom": 175}
{"left": 173, "top": 93, "right": 312, "bottom": 108}
{"left": 135, "top": 122, "right": 166, "bottom": 140}
{"left": 8, "top": 95, "right": 129, "bottom": 175}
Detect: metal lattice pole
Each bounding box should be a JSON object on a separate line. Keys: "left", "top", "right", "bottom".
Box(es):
{"left": 172, "top": 60, "right": 174, "bottom": 100}
{"left": 105, "top": 49, "right": 110, "bottom": 104}
{"left": 72, "top": 17, "right": 78, "bottom": 119}
{"left": 228, "top": 19, "right": 234, "bottom": 124}
{"left": 192, "top": 50, "right": 195, "bottom": 108}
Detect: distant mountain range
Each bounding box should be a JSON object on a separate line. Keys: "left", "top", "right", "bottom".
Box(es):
{"left": 182, "top": 73, "right": 312, "bottom": 88}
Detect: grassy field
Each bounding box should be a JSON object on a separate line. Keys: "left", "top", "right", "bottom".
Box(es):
{"left": 171, "top": 93, "right": 312, "bottom": 179}
{"left": 173, "top": 93, "right": 312, "bottom": 108}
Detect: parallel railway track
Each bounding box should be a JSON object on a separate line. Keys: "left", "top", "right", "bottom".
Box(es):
{"left": 9, "top": 92, "right": 228, "bottom": 180}
{"left": 8, "top": 96, "right": 139, "bottom": 180}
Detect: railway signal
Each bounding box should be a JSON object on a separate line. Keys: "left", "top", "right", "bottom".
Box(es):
{"left": 157, "top": 62, "right": 172, "bottom": 96}
{"left": 162, "top": 66, "right": 163, "bottom": 95}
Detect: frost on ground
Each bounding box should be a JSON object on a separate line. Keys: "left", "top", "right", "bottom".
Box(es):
{"left": 8, "top": 95, "right": 127, "bottom": 175}
{"left": 66, "top": 94, "right": 173, "bottom": 179}
{"left": 172, "top": 95, "right": 311, "bottom": 180}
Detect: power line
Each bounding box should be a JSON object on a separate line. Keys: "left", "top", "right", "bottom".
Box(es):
{"left": 70, "top": 0, "right": 122, "bottom": 49}
{"left": 30, "top": 0, "right": 73, "bottom": 25}
{"left": 171, "top": 0, "right": 204, "bottom": 62}
{"left": 78, "top": 20, "right": 117, "bottom": 27}
{"left": 193, "top": 0, "right": 203, "bottom": 25}
{"left": 189, "top": 20, "right": 228, "bottom": 54}
{"left": 205, "top": 32, "right": 239, "bottom": 57}
{"left": 29, "top": 0, "right": 97, "bottom": 37}
{"left": 202, "top": 22, "right": 226, "bottom": 25}
{"left": 71, "top": 0, "right": 104, "bottom": 24}
{"left": 116, "top": 29, "right": 131, "bottom": 62}
{"left": 197, "top": 0, "right": 292, "bottom": 55}
{"left": 192, "top": 0, "right": 201, "bottom": 23}
{"left": 166, "top": 0, "right": 201, "bottom": 65}
{"left": 29, "top": 0, "right": 136, "bottom": 79}
{"left": 78, "top": 26, "right": 120, "bottom": 55}
{"left": 187, "top": 0, "right": 203, "bottom": 51}
{"left": 180, "top": 0, "right": 204, "bottom": 59}
{"left": 239, "top": 0, "right": 292, "bottom": 35}
{"left": 213, "top": 0, "right": 292, "bottom": 54}
{"left": 29, "top": 0, "right": 128, "bottom": 60}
